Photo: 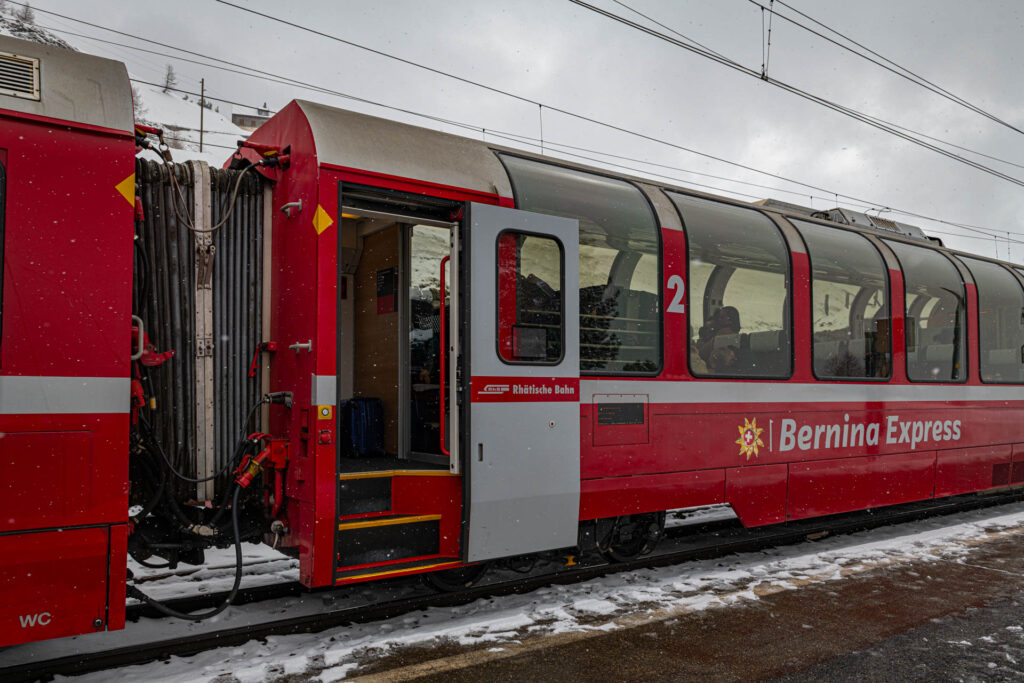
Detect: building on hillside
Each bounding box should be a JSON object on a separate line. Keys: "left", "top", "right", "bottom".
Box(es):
{"left": 231, "top": 102, "right": 270, "bottom": 131}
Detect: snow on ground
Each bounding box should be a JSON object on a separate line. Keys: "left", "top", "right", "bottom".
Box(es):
{"left": 61, "top": 501, "right": 1024, "bottom": 683}
{"left": 128, "top": 544, "right": 298, "bottom": 603}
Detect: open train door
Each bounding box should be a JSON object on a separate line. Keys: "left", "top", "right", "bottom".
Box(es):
{"left": 462, "top": 202, "right": 580, "bottom": 562}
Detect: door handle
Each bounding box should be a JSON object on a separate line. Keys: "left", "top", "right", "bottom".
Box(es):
{"left": 440, "top": 255, "right": 451, "bottom": 457}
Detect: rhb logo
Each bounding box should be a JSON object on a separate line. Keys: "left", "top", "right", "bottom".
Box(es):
{"left": 19, "top": 612, "right": 52, "bottom": 628}
{"left": 479, "top": 384, "right": 509, "bottom": 395}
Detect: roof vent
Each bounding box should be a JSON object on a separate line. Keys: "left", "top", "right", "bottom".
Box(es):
{"left": 0, "top": 51, "right": 40, "bottom": 101}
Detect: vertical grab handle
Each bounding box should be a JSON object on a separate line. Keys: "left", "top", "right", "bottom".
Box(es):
{"left": 131, "top": 315, "right": 145, "bottom": 361}
{"left": 439, "top": 255, "right": 451, "bottom": 457}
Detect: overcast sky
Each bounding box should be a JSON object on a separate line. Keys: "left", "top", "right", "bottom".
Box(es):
{"left": 29, "top": 0, "right": 1024, "bottom": 261}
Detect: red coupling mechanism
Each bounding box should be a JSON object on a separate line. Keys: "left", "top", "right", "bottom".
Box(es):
{"left": 234, "top": 447, "right": 270, "bottom": 488}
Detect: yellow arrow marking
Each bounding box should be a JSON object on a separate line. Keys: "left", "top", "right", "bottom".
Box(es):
{"left": 313, "top": 204, "right": 335, "bottom": 235}
{"left": 115, "top": 173, "right": 135, "bottom": 206}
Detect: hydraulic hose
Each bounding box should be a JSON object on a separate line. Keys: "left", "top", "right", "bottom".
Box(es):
{"left": 126, "top": 486, "right": 244, "bottom": 621}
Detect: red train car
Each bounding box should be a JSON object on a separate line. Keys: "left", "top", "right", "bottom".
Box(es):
{"left": 0, "top": 36, "right": 135, "bottom": 645}
{"left": 234, "top": 100, "right": 1024, "bottom": 590}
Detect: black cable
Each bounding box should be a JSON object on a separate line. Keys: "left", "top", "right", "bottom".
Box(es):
{"left": 131, "top": 555, "right": 171, "bottom": 570}
{"left": 126, "top": 486, "right": 244, "bottom": 621}
{"left": 138, "top": 399, "right": 263, "bottom": 483}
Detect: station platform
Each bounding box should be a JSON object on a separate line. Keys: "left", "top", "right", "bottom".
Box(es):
{"left": 345, "top": 516, "right": 1024, "bottom": 681}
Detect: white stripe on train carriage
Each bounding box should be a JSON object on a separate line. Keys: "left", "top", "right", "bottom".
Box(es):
{"left": 0, "top": 376, "right": 129, "bottom": 415}
{"left": 579, "top": 379, "right": 1023, "bottom": 405}
{"left": 312, "top": 373, "right": 1022, "bottom": 406}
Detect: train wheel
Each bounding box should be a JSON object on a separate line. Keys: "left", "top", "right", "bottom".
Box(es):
{"left": 600, "top": 512, "right": 666, "bottom": 563}
{"left": 422, "top": 562, "right": 489, "bottom": 592}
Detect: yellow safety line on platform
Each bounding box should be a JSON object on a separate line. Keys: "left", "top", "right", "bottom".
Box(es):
{"left": 337, "top": 514, "right": 441, "bottom": 531}
{"left": 337, "top": 560, "right": 462, "bottom": 584}
{"left": 338, "top": 470, "right": 457, "bottom": 481}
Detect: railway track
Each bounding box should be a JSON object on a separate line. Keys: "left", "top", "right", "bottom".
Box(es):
{"left": 4, "top": 488, "right": 1022, "bottom": 682}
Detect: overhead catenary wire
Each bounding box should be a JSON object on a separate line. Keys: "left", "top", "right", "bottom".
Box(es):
{"left": 570, "top": 1, "right": 1024, "bottom": 190}
{"left": 217, "top": 0, "right": 1024, "bottom": 190}
{"left": 751, "top": 0, "right": 1024, "bottom": 137}
{"left": 606, "top": 0, "right": 1024, "bottom": 173}
{"left": 25, "top": 1, "right": 1021, "bottom": 247}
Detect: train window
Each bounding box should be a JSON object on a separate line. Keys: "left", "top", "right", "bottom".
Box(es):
{"left": 497, "top": 154, "right": 661, "bottom": 374}
{"left": 961, "top": 257, "right": 1024, "bottom": 383}
{"left": 668, "top": 192, "right": 792, "bottom": 378}
{"left": 792, "top": 220, "right": 891, "bottom": 381}
{"left": 0, "top": 159, "right": 4, "bottom": 342}
{"left": 496, "top": 230, "right": 564, "bottom": 364}
{"left": 884, "top": 240, "right": 967, "bottom": 382}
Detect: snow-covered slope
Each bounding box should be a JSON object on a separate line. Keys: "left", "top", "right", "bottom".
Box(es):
{"left": 0, "top": 10, "right": 74, "bottom": 49}
{"left": 134, "top": 82, "right": 248, "bottom": 166}
{"left": 0, "top": 6, "right": 247, "bottom": 166}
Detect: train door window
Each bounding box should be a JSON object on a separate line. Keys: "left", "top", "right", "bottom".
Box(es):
{"left": 497, "top": 231, "right": 564, "bottom": 363}
{"left": 408, "top": 224, "right": 450, "bottom": 455}
{"left": 497, "top": 154, "right": 661, "bottom": 374}
{"left": 668, "top": 192, "right": 792, "bottom": 378}
{"left": 961, "top": 257, "right": 1024, "bottom": 383}
{"left": 884, "top": 240, "right": 967, "bottom": 382}
{"left": 792, "top": 220, "right": 891, "bottom": 380}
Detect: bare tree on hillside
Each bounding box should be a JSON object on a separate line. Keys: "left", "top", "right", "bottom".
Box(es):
{"left": 163, "top": 64, "right": 177, "bottom": 93}
{"left": 131, "top": 84, "right": 146, "bottom": 120}
{"left": 16, "top": 1, "right": 34, "bottom": 23}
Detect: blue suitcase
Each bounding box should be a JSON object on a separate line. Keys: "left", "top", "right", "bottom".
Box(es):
{"left": 342, "top": 397, "right": 384, "bottom": 457}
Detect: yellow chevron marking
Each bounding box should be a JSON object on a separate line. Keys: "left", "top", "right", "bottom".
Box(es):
{"left": 313, "top": 204, "right": 334, "bottom": 235}
{"left": 116, "top": 173, "right": 135, "bottom": 205}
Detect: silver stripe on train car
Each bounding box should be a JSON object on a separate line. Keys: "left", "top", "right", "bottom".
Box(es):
{"left": 0, "top": 376, "right": 129, "bottom": 414}
{"left": 580, "top": 380, "right": 1024, "bottom": 406}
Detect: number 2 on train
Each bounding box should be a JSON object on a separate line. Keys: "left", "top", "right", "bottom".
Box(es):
{"left": 666, "top": 274, "right": 685, "bottom": 314}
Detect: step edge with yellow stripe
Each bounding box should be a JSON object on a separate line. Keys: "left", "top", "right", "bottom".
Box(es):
{"left": 337, "top": 513, "right": 441, "bottom": 531}
{"left": 338, "top": 469, "right": 458, "bottom": 481}
{"left": 335, "top": 560, "right": 462, "bottom": 583}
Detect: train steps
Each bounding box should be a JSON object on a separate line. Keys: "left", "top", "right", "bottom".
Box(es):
{"left": 334, "top": 468, "right": 462, "bottom": 584}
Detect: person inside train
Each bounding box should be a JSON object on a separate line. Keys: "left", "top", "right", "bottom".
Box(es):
{"left": 697, "top": 306, "right": 743, "bottom": 373}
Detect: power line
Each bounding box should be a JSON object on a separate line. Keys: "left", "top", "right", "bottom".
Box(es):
{"left": 603, "top": 0, "right": 1024, "bottom": 173}
{"left": 572, "top": 1, "right": 1024, "bottom": 190}
{"left": 27, "top": 1, "right": 1022, "bottom": 245}
{"left": 759, "top": 0, "right": 1024, "bottom": 137}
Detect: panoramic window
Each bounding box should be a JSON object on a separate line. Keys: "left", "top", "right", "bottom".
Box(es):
{"left": 962, "top": 257, "right": 1024, "bottom": 384}
{"left": 884, "top": 240, "right": 967, "bottom": 382}
{"left": 499, "top": 154, "right": 661, "bottom": 374}
{"left": 496, "top": 230, "right": 564, "bottom": 364}
{"left": 0, "top": 160, "right": 4, "bottom": 340}
{"left": 793, "top": 220, "right": 891, "bottom": 380}
{"left": 669, "top": 192, "right": 791, "bottom": 378}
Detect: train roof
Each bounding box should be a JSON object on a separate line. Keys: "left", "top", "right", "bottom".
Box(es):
{"left": 277, "top": 98, "right": 1018, "bottom": 271}
{"left": 296, "top": 99, "right": 513, "bottom": 198}
{"left": 0, "top": 34, "right": 133, "bottom": 133}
